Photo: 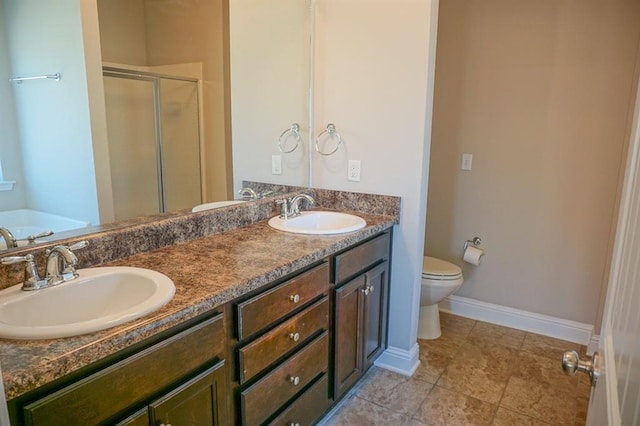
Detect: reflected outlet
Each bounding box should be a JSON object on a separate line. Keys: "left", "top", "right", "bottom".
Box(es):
{"left": 348, "top": 160, "right": 361, "bottom": 182}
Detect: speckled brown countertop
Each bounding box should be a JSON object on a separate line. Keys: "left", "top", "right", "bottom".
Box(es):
{"left": 0, "top": 210, "right": 395, "bottom": 401}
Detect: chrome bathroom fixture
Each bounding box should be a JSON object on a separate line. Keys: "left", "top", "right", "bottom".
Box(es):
{"left": 315, "top": 123, "right": 342, "bottom": 156}
{"left": 0, "top": 240, "right": 89, "bottom": 290}
{"left": 9, "top": 73, "right": 61, "bottom": 83}
{"left": 275, "top": 194, "right": 316, "bottom": 220}
{"left": 464, "top": 236, "right": 482, "bottom": 251}
{"left": 562, "top": 350, "right": 601, "bottom": 386}
{"left": 278, "top": 123, "right": 302, "bottom": 153}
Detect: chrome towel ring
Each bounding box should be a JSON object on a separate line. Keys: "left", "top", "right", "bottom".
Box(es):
{"left": 315, "top": 123, "right": 342, "bottom": 156}
{"left": 278, "top": 123, "right": 302, "bottom": 153}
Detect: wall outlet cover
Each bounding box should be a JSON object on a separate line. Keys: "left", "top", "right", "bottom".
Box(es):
{"left": 348, "top": 160, "right": 361, "bottom": 182}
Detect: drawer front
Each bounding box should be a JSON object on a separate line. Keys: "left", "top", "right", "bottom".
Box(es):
{"left": 239, "top": 297, "right": 329, "bottom": 384}
{"left": 237, "top": 262, "right": 330, "bottom": 340}
{"left": 241, "top": 331, "right": 329, "bottom": 426}
{"left": 23, "top": 313, "right": 225, "bottom": 426}
{"left": 268, "top": 373, "right": 330, "bottom": 426}
{"left": 335, "top": 232, "right": 390, "bottom": 284}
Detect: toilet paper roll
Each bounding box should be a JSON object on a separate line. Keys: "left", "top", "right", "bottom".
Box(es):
{"left": 464, "top": 245, "right": 484, "bottom": 266}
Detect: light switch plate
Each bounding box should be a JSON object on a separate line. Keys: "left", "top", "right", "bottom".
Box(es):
{"left": 272, "top": 155, "right": 282, "bottom": 175}
{"left": 461, "top": 153, "right": 473, "bottom": 171}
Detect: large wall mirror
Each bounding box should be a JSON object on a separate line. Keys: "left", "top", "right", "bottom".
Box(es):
{"left": 0, "top": 0, "right": 311, "bottom": 252}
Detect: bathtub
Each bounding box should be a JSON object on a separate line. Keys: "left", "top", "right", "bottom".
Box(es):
{"left": 0, "top": 209, "right": 91, "bottom": 249}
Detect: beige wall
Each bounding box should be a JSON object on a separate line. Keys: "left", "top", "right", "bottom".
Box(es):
{"left": 97, "top": 0, "right": 231, "bottom": 202}
{"left": 426, "top": 0, "right": 640, "bottom": 326}
{"left": 144, "top": 0, "right": 231, "bottom": 202}
{"left": 96, "top": 0, "right": 147, "bottom": 65}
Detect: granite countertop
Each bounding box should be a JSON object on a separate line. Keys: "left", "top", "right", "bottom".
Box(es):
{"left": 0, "top": 211, "right": 395, "bottom": 401}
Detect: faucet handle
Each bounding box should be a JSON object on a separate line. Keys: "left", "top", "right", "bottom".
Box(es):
{"left": 1, "top": 254, "right": 47, "bottom": 291}
{"left": 69, "top": 240, "right": 89, "bottom": 251}
{"left": 1, "top": 254, "right": 31, "bottom": 265}
{"left": 24, "top": 230, "right": 54, "bottom": 244}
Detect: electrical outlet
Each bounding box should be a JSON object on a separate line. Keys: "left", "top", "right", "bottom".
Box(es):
{"left": 271, "top": 155, "right": 282, "bottom": 175}
{"left": 348, "top": 160, "right": 361, "bottom": 182}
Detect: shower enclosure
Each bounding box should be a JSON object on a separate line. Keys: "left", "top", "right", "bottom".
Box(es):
{"left": 102, "top": 67, "right": 202, "bottom": 221}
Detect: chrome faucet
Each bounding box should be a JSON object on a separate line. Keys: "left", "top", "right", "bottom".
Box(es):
{"left": 0, "top": 240, "right": 88, "bottom": 291}
{"left": 238, "top": 187, "right": 258, "bottom": 200}
{"left": 276, "top": 194, "right": 316, "bottom": 220}
{"left": 45, "top": 241, "right": 88, "bottom": 285}
{"left": 0, "top": 227, "right": 17, "bottom": 249}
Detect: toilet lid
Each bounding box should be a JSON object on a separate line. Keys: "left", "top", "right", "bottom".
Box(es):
{"left": 422, "top": 256, "right": 462, "bottom": 279}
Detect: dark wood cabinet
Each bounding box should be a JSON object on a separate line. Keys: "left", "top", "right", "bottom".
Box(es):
{"left": 16, "top": 312, "right": 228, "bottom": 426}
{"left": 9, "top": 229, "right": 392, "bottom": 426}
{"left": 363, "top": 261, "right": 389, "bottom": 370}
{"left": 149, "top": 360, "right": 228, "bottom": 426}
{"left": 234, "top": 262, "right": 331, "bottom": 426}
{"left": 333, "top": 232, "right": 390, "bottom": 400}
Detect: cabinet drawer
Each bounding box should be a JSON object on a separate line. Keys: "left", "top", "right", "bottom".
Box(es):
{"left": 268, "top": 373, "right": 330, "bottom": 426}
{"left": 239, "top": 297, "right": 329, "bottom": 384}
{"left": 335, "top": 232, "right": 390, "bottom": 284}
{"left": 241, "top": 332, "right": 329, "bottom": 426}
{"left": 237, "top": 262, "right": 329, "bottom": 340}
{"left": 23, "top": 313, "right": 225, "bottom": 426}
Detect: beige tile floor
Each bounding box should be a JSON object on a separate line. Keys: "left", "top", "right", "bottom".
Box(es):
{"left": 322, "top": 312, "right": 591, "bottom": 425}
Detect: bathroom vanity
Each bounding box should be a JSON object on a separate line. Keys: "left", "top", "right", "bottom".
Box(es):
{"left": 0, "top": 190, "right": 398, "bottom": 425}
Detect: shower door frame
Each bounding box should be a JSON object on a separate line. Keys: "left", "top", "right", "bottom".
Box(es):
{"left": 102, "top": 66, "right": 203, "bottom": 214}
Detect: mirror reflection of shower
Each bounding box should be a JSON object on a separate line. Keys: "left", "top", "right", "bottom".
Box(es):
{"left": 102, "top": 67, "right": 202, "bottom": 221}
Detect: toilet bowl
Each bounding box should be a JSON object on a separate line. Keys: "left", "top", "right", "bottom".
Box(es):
{"left": 418, "top": 256, "right": 464, "bottom": 339}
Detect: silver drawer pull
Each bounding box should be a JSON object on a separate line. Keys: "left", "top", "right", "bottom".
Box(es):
{"left": 289, "top": 375, "right": 300, "bottom": 386}
{"left": 290, "top": 423, "right": 300, "bottom": 426}
{"left": 289, "top": 294, "right": 300, "bottom": 303}
{"left": 289, "top": 332, "right": 301, "bottom": 342}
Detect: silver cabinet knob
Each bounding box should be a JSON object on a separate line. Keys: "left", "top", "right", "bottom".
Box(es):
{"left": 289, "top": 332, "right": 300, "bottom": 342}
{"left": 562, "top": 350, "right": 600, "bottom": 386}
{"left": 289, "top": 423, "right": 300, "bottom": 426}
{"left": 361, "top": 285, "right": 374, "bottom": 296}
{"left": 289, "top": 375, "right": 300, "bottom": 385}
{"left": 289, "top": 294, "right": 300, "bottom": 303}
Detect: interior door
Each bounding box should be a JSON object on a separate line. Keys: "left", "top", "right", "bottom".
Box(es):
{"left": 579, "top": 73, "right": 640, "bottom": 425}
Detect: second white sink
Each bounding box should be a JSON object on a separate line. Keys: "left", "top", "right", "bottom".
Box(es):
{"left": 0, "top": 266, "right": 175, "bottom": 340}
{"left": 268, "top": 211, "right": 366, "bottom": 235}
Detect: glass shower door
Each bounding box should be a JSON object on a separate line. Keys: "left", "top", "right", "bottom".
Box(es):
{"left": 103, "top": 75, "right": 161, "bottom": 221}
{"left": 159, "top": 78, "right": 202, "bottom": 212}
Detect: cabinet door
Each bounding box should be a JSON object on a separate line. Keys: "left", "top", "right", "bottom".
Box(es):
{"left": 334, "top": 274, "right": 366, "bottom": 399}
{"left": 363, "top": 261, "right": 388, "bottom": 370}
{"left": 149, "top": 360, "right": 228, "bottom": 426}
{"left": 116, "top": 408, "right": 149, "bottom": 426}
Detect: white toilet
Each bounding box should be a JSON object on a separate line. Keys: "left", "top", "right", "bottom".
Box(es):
{"left": 418, "top": 256, "right": 464, "bottom": 339}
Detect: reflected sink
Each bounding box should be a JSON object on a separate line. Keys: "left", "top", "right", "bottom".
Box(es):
{"left": 192, "top": 200, "right": 245, "bottom": 213}
{"left": 268, "top": 211, "right": 366, "bottom": 235}
{"left": 0, "top": 267, "right": 175, "bottom": 340}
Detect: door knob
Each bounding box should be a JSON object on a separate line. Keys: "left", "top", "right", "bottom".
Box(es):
{"left": 562, "top": 350, "right": 600, "bottom": 386}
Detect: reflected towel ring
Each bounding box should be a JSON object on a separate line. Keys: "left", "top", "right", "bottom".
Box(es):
{"left": 278, "top": 123, "right": 302, "bottom": 153}
{"left": 315, "top": 123, "right": 342, "bottom": 156}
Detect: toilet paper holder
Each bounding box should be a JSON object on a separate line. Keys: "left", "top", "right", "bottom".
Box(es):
{"left": 464, "top": 237, "right": 482, "bottom": 251}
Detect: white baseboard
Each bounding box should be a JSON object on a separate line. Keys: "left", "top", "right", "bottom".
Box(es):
{"left": 374, "top": 343, "right": 420, "bottom": 376}
{"left": 587, "top": 334, "right": 600, "bottom": 355}
{"left": 440, "top": 295, "right": 594, "bottom": 345}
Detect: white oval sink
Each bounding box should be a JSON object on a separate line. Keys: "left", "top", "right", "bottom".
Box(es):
{"left": 0, "top": 267, "right": 175, "bottom": 340}
{"left": 268, "top": 211, "right": 366, "bottom": 235}
{"left": 192, "top": 200, "right": 245, "bottom": 213}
